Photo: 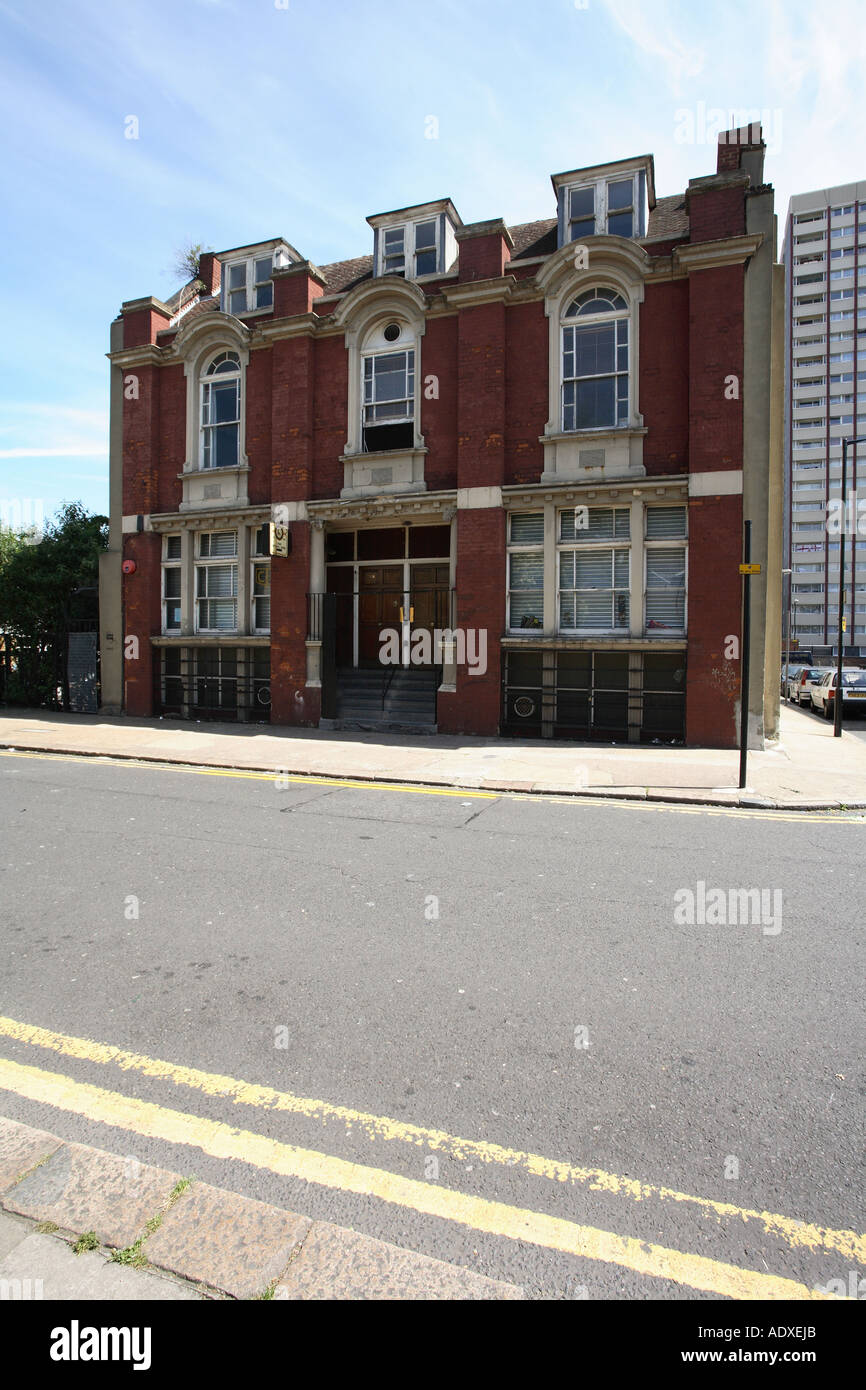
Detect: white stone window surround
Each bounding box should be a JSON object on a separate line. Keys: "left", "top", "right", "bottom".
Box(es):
{"left": 503, "top": 493, "right": 688, "bottom": 640}
{"left": 333, "top": 278, "right": 428, "bottom": 477}
{"left": 536, "top": 238, "right": 648, "bottom": 485}
{"left": 174, "top": 313, "right": 252, "bottom": 510}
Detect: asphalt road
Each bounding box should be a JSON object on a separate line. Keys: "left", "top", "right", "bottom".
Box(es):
{"left": 0, "top": 750, "right": 864, "bottom": 1300}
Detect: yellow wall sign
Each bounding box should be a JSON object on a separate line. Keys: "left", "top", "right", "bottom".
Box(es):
{"left": 270, "top": 523, "right": 290, "bottom": 558}
{"left": 739, "top": 563, "right": 761, "bottom": 574}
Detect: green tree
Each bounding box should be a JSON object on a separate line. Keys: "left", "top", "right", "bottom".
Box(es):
{"left": 0, "top": 503, "right": 107, "bottom": 708}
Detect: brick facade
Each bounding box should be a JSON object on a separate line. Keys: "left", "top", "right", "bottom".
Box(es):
{"left": 106, "top": 134, "right": 781, "bottom": 748}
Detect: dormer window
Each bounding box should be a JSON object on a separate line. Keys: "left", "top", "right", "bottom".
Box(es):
{"left": 224, "top": 255, "right": 273, "bottom": 314}
{"left": 383, "top": 228, "right": 405, "bottom": 275}
{"left": 552, "top": 161, "right": 650, "bottom": 248}
{"left": 378, "top": 219, "right": 442, "bottom": 278}
{"left": 414, "top": 221, "right": 438, "bottom": 275}
{"left": 566, "top": 176, "right": 637, "bottom": 242}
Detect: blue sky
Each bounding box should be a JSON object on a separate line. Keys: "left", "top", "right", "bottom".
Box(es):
{"left": 1, "top": 0, "right": 864, "bottom": 524}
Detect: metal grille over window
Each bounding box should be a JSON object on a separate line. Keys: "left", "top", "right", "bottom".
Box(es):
{"left": 155, "top": 648, "right": 270, "bottom": 723}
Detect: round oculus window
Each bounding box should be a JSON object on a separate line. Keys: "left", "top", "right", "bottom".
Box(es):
{"left": 513, "top": 696, "right": 536, "bottom": 718}
{"left": 383, "top": 323, "right": 401, "bottom": 342}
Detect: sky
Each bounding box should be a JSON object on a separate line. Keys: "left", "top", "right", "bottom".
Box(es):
{"left": 1, "top": 0, "right": 864, "bottom": 527}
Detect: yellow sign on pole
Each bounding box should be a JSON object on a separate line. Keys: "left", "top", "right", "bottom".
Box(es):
{"left": 739, "top": 563, "right": 761, "bottom": 575}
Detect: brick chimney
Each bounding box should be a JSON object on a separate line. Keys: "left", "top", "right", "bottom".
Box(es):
{"left": 197, "top": 251, "right": 220, "bottom": 296}
{"left": 717, "top": 123, "right": 766, "bottom": 184}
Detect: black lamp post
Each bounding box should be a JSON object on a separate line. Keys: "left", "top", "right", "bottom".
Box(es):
{"left": 833, "top": 434, "right": 866, "bottom": 737}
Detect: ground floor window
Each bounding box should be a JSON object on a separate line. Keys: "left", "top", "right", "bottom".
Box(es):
{"left": 155, "top": 646, "right": 270, "bottom": 722}
{"left": 501, "top": 649, "right": 685, "bottom": 742}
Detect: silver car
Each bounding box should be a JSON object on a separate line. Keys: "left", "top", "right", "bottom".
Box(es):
{"left": 811, "top": 669, "right": 866, "bottom": 718}
{"left": 791, "top": 666, "right": 832, "bottom": 706}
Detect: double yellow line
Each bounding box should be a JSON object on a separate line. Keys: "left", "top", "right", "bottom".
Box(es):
{"left": 0, "top": 1016, "right": 859, "bottom": 1299}
{"left": 2, "top": 748, "right": 863, "bottom": 822}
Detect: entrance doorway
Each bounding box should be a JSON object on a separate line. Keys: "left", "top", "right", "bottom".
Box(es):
{"left": 325, "top": 525, "right": 451, "bottom": 671}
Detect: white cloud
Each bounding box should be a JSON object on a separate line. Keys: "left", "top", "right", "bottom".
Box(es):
{"left": 601, "top": 0, "right": 705, "bottom": 93}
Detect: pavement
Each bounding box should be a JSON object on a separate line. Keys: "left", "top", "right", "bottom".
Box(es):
{"left": 0, "top": 1117, "right": 522, "bottom": 1300}
{"left": 1, "top": 701, "right": 866, "bottom": 809}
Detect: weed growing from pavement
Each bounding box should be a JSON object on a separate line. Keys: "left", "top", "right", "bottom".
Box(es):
{"left": 72, "top": 1231, "right": 99, "bottom": 1255}
{"left": 110, "top": 1176, "right": 194, "bottom": 1269}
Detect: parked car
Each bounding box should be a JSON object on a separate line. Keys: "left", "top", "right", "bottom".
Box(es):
{"left": 810, "top": 669, "right": 866, "bottom": 719}
{"left": 782, "top": 664, "right": 804, "bottom": 697}
{"left": 791, "top": 666, "right": 833, "bottom": 706}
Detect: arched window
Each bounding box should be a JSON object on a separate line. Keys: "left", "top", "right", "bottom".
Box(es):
{"left": 360, "top": 319, "right": 416, "bottom": 453}
{"left": 561, "top": 288, "right": 629, "bottom": 431}
{"left": 200, "top": 351, "right": 241, "bottom": 469}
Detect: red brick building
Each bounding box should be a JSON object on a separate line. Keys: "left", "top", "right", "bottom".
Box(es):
{"left": 99, "top": 130, "right": 783, "bottom": 748}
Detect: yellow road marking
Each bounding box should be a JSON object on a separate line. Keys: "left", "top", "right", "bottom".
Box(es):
{"left": 0, "top": 1056, "right": 838, "bottom": 1301}
{"left": 0, "top": 748, "right": 862, "bottom": 823}
{"left": 1, "top": 1015, "right": 862, "bottom": 1266}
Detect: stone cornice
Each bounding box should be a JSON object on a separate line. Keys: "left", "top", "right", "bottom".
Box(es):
{"left": 250, "top": 312, "right": 323, "bottom": 344}
{"left": 502, "top": 635, "right": 687, "bottom": 651}
{"left": 540, "top": 427, "right": 648, "bottom": 447}
{"left": 106, "top": 344, "right": 165, "bottom": 368}
{"left": 440, "top": 275, "right": 517, "bottom": 309}
{"left": 151, "top": 634, "right": 271, "bottom": 647}
{"left": 673, "top": 233, "right": 763, "bottom": 271}
{"left": 271, "top": 259, "right": 326, "bottom": 287}
{"left": 455, "top": 218, "right": 514, "bottom": 248}
{"left": 149, "top": 505, "right": 269, "bottom": 530}
{"left": 121, "top": 295, "right": 172, "bottom": 317}
{"left": 501, "top": 476, "right": 688, "bottom": 505}
{"left": 307, "top": 489, "right": 457, "bottom": 523}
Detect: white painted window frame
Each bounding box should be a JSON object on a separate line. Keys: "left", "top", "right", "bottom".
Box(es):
{"left": 195, "top": 530, "right": 239, "bottom": 634}
{"left": 561, "top": 291, "right": 631, "bottom": 433}
{"left": 644, "top": 506, "right": 688, "bottom": 636}
{"left": 565, "top": 174, "right": 637, "bottom": 242}
{"left": 200, "top": 353, "right": 242, "bottom": 471}
{"left": 556, "top": 507, "right": 631, "bottom": 635}
{"left": 162, "top": 534, "right": 182, "bottom": 633}
{"left": 506, "top": 512, "right": 545, "bottom": 632}
{"left": 250, "top": 524, "right": 271, "bottom": 634}
{"left": 378, "top": 218, "right": 441, "bottom": 279}
{"left": 223, "top": 254, "right": 274, "bottom": 315}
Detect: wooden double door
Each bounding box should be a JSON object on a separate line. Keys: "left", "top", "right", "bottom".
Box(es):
{"left": 333, "top": 563, "right": 450, "bottom": 667}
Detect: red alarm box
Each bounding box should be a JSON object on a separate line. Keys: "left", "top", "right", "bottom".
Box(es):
{"left": 122, "top": 560, "right": 136, "bottom": 575}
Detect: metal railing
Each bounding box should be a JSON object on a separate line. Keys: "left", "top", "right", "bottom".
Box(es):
{"left": 153, "top": 646, "right": 270, "bottom": 722}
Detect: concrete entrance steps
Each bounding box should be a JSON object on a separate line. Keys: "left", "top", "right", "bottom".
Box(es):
{"left": 325, "top": 666, "right": 439, "bottom": 734}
